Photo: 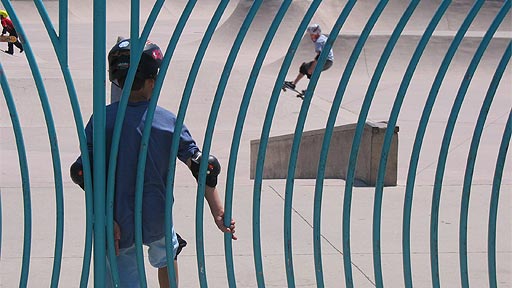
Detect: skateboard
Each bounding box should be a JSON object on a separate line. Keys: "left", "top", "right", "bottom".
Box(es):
{"left": 0, "top": 35, "right": 17, "bottom": 43}
{"left": 281, "top": 84, "right": 306, "bottom": 100}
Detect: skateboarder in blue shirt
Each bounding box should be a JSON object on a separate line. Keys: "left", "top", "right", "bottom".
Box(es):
{"left": 284, "top": 24, "right": 333, "bottom": 91}
{"left": 70, "top": 39, "right": 236, "bottom": 287}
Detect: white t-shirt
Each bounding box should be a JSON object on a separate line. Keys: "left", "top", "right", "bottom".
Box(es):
{"left": 314, "top": 34, "right": 334, "bottom": 61}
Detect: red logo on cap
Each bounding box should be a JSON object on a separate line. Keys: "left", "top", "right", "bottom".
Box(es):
{"left": 152, "top": 49, "right": 163, "bottom": 60}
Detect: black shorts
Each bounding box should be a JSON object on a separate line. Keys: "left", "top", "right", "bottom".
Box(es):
{"left": 302, "top": 59, "right": 333, "bottom": 78}
{"left": 322, "top": 59, "right": 333, "bottom": 71}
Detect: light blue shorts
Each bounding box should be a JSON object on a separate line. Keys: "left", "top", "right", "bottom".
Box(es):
{"left": 106, "top": 229, "right": 178, "bottom": 288}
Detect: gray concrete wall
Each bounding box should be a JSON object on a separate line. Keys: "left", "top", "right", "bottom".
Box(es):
{"left": 250, "top": 121, "right": 398, "bottom": 186}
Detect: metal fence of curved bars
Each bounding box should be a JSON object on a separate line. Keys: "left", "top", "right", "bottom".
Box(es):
{"left": 0, "top": 0, "right": 510, "bottom": 287}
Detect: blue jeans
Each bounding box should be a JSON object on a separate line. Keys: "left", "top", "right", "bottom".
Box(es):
{"left": 106, "top": 228, "right": 179, "bottom": 288}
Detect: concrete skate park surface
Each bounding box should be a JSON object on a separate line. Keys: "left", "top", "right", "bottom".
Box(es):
{"left": 0, "top": 0, "right": 510, "bottom": 287}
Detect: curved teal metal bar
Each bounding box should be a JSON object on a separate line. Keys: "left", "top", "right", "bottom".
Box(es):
{"left": 58, "top": 0, "right": 68, "bottom": 64}
{"left": 430, "top": 2, "right": 509, "bottom": 287}
{"left": 314, "top": 0, "right": 401, "bottom": 286}
{"left": 401, "top": 1, "right": 484, "bottom": 286}
{"left": 131, "top": 2, "right": 168, "bottom": 286}
{"left": 33, "top": 0, "right": 69, "bottom": 65}
{"left": 354, "top": 2, "right": 423, "bottom": 286}
{"left": 459, "top": 38, "right": 510, "bottom": 285}
{"left": 158, "top": 2, "right": 203, "bottom": 286}
{"left": 2, "top": 0, "right": 510, "bottom": 286}
{"left": 368, "top": 0, "right": 451, "bottom": 286}
{"left": 0, "top": 63, "right": 32, "bottom": 288}
{"left": 197, "top": 2, "right": 263, "bottom": 286}
{"left": 251, "top": 1, "right": 321, "bottom": 287}
{"left": 225, "top": 1, "right": 293, "bottom": 286}
{"left": 283, "top": 2, "right": 356, "bottom": 287}
{"left": 460, "top": 40, "right": 510, "bottom": 287}
{"left": 32, "top": 1, "right": 94, "bottom": 285}
{"left": 488, "top": 108, "right": 511, "bottom": 288}
{"left": 310, "top": 2, "right": 355, "bottom": 285}
{"left": 334, "top": 1, "right": 389, "bottom": 286}
{"left": 133, "top": 2, "right": 197, "bottom": 287}
{"left": 1, "top": 2, "right": 64, "bottom": 287}
{"left": 102, "top": 0, "right": 165, "bottom": 286}
{"left": 92, "top": 0, "right": 107, "bottom": 285}
{"left": 162, "top": 1, "right": 230, "bottom": 287}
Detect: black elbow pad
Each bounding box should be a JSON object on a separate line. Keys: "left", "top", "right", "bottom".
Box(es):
{"left": 206, "top": 155, "right": 221, "bottom": 187}
{"left": 70, "top": 160, "right": 85, "bottom": 190}
{"left": 190, "top": 151, "right": 221, "bottom": 188}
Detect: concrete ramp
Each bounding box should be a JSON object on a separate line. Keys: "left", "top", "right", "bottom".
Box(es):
{"left": 250, "top": 121, "right": 399, "bottom": 186}
{"left": 307, "top": 0, "right": 508, "bottom": 34}
{"left": 208, "top": 0, "right": 313, "bottom": 62}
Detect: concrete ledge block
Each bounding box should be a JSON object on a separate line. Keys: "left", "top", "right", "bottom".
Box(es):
{"left": 250, "top": 121, "right": 398, "bottom": 186}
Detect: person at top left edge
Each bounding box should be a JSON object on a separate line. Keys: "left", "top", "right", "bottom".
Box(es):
{"left": 0, "top": 10, "right": 23, "bottom": 55}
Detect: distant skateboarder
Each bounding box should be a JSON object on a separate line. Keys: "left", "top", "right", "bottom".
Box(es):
{"left": 0, "top": 10, "right": 23, "bottom": 55}
{"left": 283, "top": 24, "right": 333, "bottom": 91}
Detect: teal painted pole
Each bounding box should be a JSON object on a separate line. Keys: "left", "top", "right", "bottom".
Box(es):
{"left": 252, "top": 1, "right": 321, "bottom": 287}
{"left": 1, "top": 1, "right": 64, "bottom": 287}
{"left": 166, "top": 3, "right": 199, "bottom": 286}
{"left": 354, "top": 1, "right": 422, "bottom": 286}
{"left": 430, "top": 2, "right": 509, "bottom": 287}
{"left": 456, "top": 8, "right": 511, "bottom": 284}
{"left": 131, "top": 0, "right": 167, "bottom": 285}
{"left": 463, "top": 41, "right": 510, "bottom": 288}
{"left": 488, "top": 109, "right": 511, "bottom": 288}
{"left": 134, "top": 1, "right": 197, "bottom": 287}
{"left": 284, "top": 1, "right": 356, "bottom": 287}
{"left": 0, "top": 63, "right": 33, "bottom": 288}
{"left": 459, "top": 38, "right": 511, "bottom": 286}
{"left": 162, "top": 1, "right": 230, "bottom": 287}
{"left": 59, "top": 0, "right": 68, "bottom": 65}
{"left": 225, "top": 1, "right": 293, "bottom": 286}
{"left": 157, "top": 3, "right": 200, "bottom": 286}
{"left": 308, "top": 1, "right": 356, "bottom": 287}
{"left": 32, "top": 1, "right": 94, "bottom": 285}
{"left": 198, "top": 1, "right": 263, "bottom": 286}
{"left": 338, "top": 1, "right": 388, "bottom": 286}
{"left": 92, "top": 0, "right": 107, "bottom": 285}
{"left": 312, "top": 0, "right": 397, "bottom": 285}
{"left": 369, "top": 0, "right": 453, "bottom": 287}
{"left": 402, "top": 1, "right": 484, "bottom": 286}
{"left": 103, "top": 1, "right": 165, "bottom": 286}
{"left": 131, "top": 3, "right": 148, "bottom": 285}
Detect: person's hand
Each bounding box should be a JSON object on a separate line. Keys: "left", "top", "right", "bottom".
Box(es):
{"left": 214, "top": 212, "right": 237, "bottom": 240}
{"left": 114, "top": 221, "right": 121, "bottom": 256}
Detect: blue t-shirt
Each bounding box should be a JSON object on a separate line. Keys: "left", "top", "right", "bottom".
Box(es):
{"left": 315, "top": 34, "right": 334, "bottom": 61}
{"left": 83, "top": 101, "right": 198, "bottom": 248}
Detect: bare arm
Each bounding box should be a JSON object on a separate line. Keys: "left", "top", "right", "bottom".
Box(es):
{"left": 186, "top": 158, "right": 237, "bottom": 240}
{"left": 205, "top": 185, "right": 237, "bottom": 240}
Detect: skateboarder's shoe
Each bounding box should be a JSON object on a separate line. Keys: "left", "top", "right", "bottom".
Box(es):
{"left": 283, "top": 81, "right": 296, "bottom": 90}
